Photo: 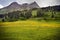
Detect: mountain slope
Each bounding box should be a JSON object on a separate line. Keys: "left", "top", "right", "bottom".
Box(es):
{"left": 0, "top": 2, "right": 40, "bottom": 14}
{"left": 41, "top": 5, "right": 60, "bottom": 11}
{"left": 29, "top": 1, "right": 40, "bottom": 9}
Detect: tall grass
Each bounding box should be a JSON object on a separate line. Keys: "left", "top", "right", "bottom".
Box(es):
{"left": 0, "top": 20, "right": 60, "bottom": 40}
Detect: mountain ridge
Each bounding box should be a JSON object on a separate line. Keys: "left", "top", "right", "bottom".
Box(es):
{"left": 0, "top": 2, "right": 60, "bottom": 14}
{"left": 0, "top": 2, "right": 40, "bottom": 10}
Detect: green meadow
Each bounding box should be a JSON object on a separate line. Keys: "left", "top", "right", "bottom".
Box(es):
{"left": 0, "top": 20, "right": 60, "bottom": 40}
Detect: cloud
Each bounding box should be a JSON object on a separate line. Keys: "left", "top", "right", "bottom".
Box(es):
{"left": 15, "top": 0, "right": 60, "bottom": 7}
{"left": 35, "top": 0, "right": 60, "bottom": 7}
{"left": 0, "top": 4, "right": 3, "bottom": 8}
{"left": 0, "top": 0, "right": 60, "bottom": 7}
{"left": 15, "top": 0, "right": 35, "bottom": 4}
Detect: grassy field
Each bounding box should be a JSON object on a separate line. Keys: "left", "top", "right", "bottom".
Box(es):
{"left": 0, "top": 20, "right": 60, "bottom": 40}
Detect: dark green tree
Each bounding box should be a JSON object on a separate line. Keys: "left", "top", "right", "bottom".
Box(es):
{"left": 37, "top": 9, "right": 44, "bottom": 17}
{"left": 24, "top": 11, "right": 32, "bottom": 19}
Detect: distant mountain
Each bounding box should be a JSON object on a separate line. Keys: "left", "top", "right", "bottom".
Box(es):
{"left": 29, "top": 1, "right": 40, "bottom": 9}
{"left": 1, "top": 2, "right": 21, "bottom": 11}
{"left": 21, "top": 1, "right": 40, "bottom": 10}
{"left": 0, "top": 1, "right": 60, "bottom": 14}
{"left": 6, "top": 2, "right": 21, "bottom": 10}
{"left": 0, "top": 2, "right": 40, "bottom": 14}
{"left": 41, "top": 5, "right": 60, "bottom": 11}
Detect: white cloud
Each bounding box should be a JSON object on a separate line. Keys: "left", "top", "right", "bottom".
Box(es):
{"left": 35, "top": 0, "right": 60, "bottom": 7}
{"left": 15, "top": 0, "right": 35, "bottom": 4}
{"left": 0, "top": 4, "right": 3, "bottom": 8}
{"left": 0, "top": 0, "right": 60, "bottom": 7}
{"left": 15, "top": 0, "right": 60, "bottom": 7}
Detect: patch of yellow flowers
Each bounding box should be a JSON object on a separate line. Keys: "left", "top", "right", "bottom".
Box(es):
{"left": 0, "top": 20, "right": 60, "bottom": 28}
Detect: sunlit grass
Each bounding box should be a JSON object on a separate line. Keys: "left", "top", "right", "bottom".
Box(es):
{"left": 0, "top": 20, "right": 60, "bottom": 40}
{"left": 1, "top": 20, "right": 60, "bottom": 28}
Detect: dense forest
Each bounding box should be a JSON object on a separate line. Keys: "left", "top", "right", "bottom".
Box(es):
{"left": 0, "top": 7, "right": 60, "bottom": 22}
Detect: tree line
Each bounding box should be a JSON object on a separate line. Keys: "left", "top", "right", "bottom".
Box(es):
{"left": 0, "top": 8, "right": 60, "bottom": 22}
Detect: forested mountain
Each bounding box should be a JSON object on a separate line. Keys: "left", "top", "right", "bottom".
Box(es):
{"left": 41, "top": 5, "right": 60, "bottom": 11}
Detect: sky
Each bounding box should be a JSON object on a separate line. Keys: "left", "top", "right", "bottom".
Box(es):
{"left": 0, "top": 0, "right": 60, "bottom": 8}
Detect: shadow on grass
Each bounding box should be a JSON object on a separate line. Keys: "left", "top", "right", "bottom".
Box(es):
{"left": 53, "top": 27, "right": 60, "bottom": 40}
{"left": 0, "top": 26, "right": 16, "bottom": 40}
{"left": 0, "top": 25, "right": 60, "bottom": 40}
{"left": 0, "top": 24, "right": 5, "bottom": 40}
{"left": 35, "top": 27, "right": 60, "bottom": 40}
